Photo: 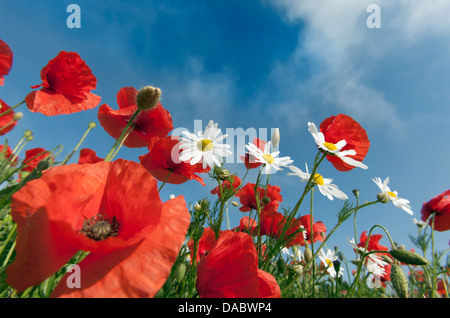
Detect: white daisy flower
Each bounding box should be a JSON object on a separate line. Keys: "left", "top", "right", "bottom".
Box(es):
{"left": 281, "top": 246, "right": 304, "bottom": 262}
{"left": 308, "top": 122, "right": 368, "bottom": 169}
{"left": 319, "top": 248, "right": 344, "bottom": 278}
{"left": 373, "top": 177, "right": 413, "bottom": 215}
{"left": 178, "top": 120, "right": 232, "bottom": 170}
{"left": 245, "top": 140, "right": 293, "bottom": 174}
{"left": 347, "top": 238, "right": 388, "bottom": 277}
{"left": 287, "top": 163, "right": 348, "bottom": 200}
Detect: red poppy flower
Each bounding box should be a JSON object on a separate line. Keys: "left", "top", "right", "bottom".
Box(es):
{"left": 358, "top": 231, "right": 389, "bottom": 253}
{"left": 319, "top": 114, "right": 370, "bottom": 171}
{"left": 139, "top": 136, "right": 208, "bottom": 185}
{"left": 78, "top": 148, "right": 104, "bottom": 164}
{"left": 0, "top": 99, "right": 17, "bottom": 135}
{"left": 7, "top": 159, "right": 190, "bottom": 297}
{"left": 21, "top": 147, "right": 53, "bottom": 172}
{"left": 296, "top": 215, "right": 327, "bottom": 246}
{"left": 25, "top": 51, "right": 101, "bottom": 116}
{"left": 210, "top": 175, "right": 242, "bottom": 199}
{"left": 232, "top": 216, "right": 258, "bottom": 236}
{"left": 0, "top": 39, "right": 13, "bottom": 86}
{"left": 420, "top": 189, "right": 450, "bottom": 232}
{"left": 98, "top": 87, "right": 174, "bottom": 148}
{"left": 240, "top": 137, "right": 266, "bottom": 169}
{"left": 187, "top": 227, "right": 217, "bottom": 264}
{"left": 196, "top": 230, "right": 281, "bottom": 298}
{"left": 236, "top": 182, "right": 282, "bottom": 213}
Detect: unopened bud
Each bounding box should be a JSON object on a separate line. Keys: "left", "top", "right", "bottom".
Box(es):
{"left": 262, "top": 196, "right": 271, "bottom": 205}
{"left": 136, "top": 86, "right": 161, "bottom": 110}
{"left": 218, "top": 169, "right": 231, "bottom": 181}
{"left": 377, "top": 192, "right": 390, "bottom": 203}
{"left": 389, "top": 249, "right": 429, "bottom": 266}
{"left": 13, "top": 112, "right": 23, "bottom": 121}
{"left": 88, "top": 122, "right": 97, "bottom": 129}
{"left": 304, "top": 247, "right": 313, "bottom": 263}
{"left": 271, "top": 128, "right": 280, "bottom": 149}
{"left": 276, "top": 257, "right": 286, "bottom": 273}
{"left": 175, "top": 263, "right": 186, "bottom": 282}
{"left": 23, "top": 130, "right": 33, "bottom": 137}
{"left": 292, "top": 264, "right": 303, "bottom": 275}
{"left": 352, "top": 189, "right": 360, "bottom": 198}
{"left": 390, "top": 264, "right": 409, "bottom": 298}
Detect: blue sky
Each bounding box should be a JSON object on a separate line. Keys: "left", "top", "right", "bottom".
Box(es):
{"left": 1, "top": 1, "right": 449, "bottom": 265}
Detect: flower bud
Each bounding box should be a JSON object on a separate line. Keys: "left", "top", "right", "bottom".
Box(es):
{"left": 218, "top": 168, "right": 231, "bottom": 181}
{"left": 389, "top": 249, "right": 429, "bottom": 266}
{"left": 352, "top": 189, "right": 359, "bottom": 198}
{"left": 271, "top": 128, "right": 280, "bottom": 149}
{"left": 23, "top": 130, "right": 33, "bottom": 137}
{"left": 88, "top": 122, "right": 97, "bottom": 129}
{"left": 175, "top": 263, "right": 186, "bottom": 282}
{"left": 136, "top": 86, "right": 161, "bottom": 110}
{"left": 276, "top": 257, "right": 286, "bottom": 273}
{"left": 13, "top": 112, "right": 23, "bottom": 121}
{"left": 231, "top": 201, "right": 240, "bottom": 207}
{"left": 377, "top": 192, "right": 390, "bottom": 203}
{"left": 304, "top": 247, "right": 313, "bottom": 263}
{"left": 262, "top": 196, "right": 271, "bottom": 205}
{"left": 390, "top": 264, "right": 409, "bottom": 298}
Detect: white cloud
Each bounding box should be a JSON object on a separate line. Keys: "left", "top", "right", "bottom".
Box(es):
{"left": 263, "top": 0, "right": 450, "bottom": 138}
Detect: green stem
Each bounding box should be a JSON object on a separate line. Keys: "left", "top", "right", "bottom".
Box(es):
{"left": 61, "top": 124, "right": 95, "bottom": 165}
{"left": 0, "top": 100, "right": 25, "bottom": 118}
{"left": 104, "top": 109, "right": 141, "bottom": 162}
{"left": 158, "top": 170, "right": 172, "bottom": 192}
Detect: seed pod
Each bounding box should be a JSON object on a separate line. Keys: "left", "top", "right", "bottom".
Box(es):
{"left": 304, "top": 247, "right": 313, "bottom": 263}
{"left": 389, "top": 249, "right": 429, "bottom": 266}
{"left": 390, "top": 264, "right": 409, "bottom": 298}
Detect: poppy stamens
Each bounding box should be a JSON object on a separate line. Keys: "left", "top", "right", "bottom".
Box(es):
{"left": 80, "top": 214, "right": 120, "bottom": 241}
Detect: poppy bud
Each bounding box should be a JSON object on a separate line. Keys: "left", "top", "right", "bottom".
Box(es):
{"left": 262, "top": 196, "right": 271, "bottom": 205}
{"left": 352, "top": 189, "right": 359, "bottom": 198}
{"left": 136, "top": 86, "right": 161, "bottom": 110}
{"left": 175, "top": 263, "right": 186, "bottom": 282}
{"left": 304, "top": 247, "right": 313, "bottom": 263}
{"left": 276, "top": 257, "right": 286, "bottom": 273}
{"left": 389, "top": 249, "right": 429, "bottom": 266}
{"left": 390, "top": 264, "right": 409, "bottom": 298}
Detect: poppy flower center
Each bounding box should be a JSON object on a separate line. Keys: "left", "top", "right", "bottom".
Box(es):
{"left": 313, "top": 173, "right": 325, "bottom": 186}
{"left": 80, "top": 214, "right": 120, "bottom": 241}
{"left": 323, "top": 142, "right": 338, "bottom": 151}
{"left": 262, "top": 154, "right": 275, "bottom": 164}
{"left": 197, "top": 139, "right": 213, "bottom": 152}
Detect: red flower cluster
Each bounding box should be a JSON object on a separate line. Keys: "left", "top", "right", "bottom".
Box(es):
{"left": 0, "top": 99, "right": 18, "bottom": 136}
{"left": 420, "top": 189, "right": 450, "bottom": 232}
{"left": 7, "top": 160, "right": 190, "bottom": 297}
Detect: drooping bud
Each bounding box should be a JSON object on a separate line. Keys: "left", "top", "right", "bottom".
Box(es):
{"left": 389, "top": 249, "right": 429, "bottom": 266}
{"left": 352, "top": 189, "right": 360, "bottom": 199}
{"left": 390, "top": 264, "right": 409, "bottom": 298}
{"left": 136, "top": 86, "right": 161, "bottom": 110}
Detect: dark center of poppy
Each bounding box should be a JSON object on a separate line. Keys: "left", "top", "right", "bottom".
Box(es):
{"left": 80, "top": 214, "right": 120, "bottom": 241}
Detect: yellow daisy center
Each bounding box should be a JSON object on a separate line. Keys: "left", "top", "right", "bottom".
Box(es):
{"left": 262, "top": 154, "right": 275, "bottom": 164}
{"left": 197, "top": 139, "right": 213, "bottom": 152}
{"left": 323, "top": 142, "right": 338, "bottom": 151}
{"left": 387, "top": 191, "right": 397, "bottom": 198}
{"left": 313, "top": 173, "right": 325, "bottom": 186}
